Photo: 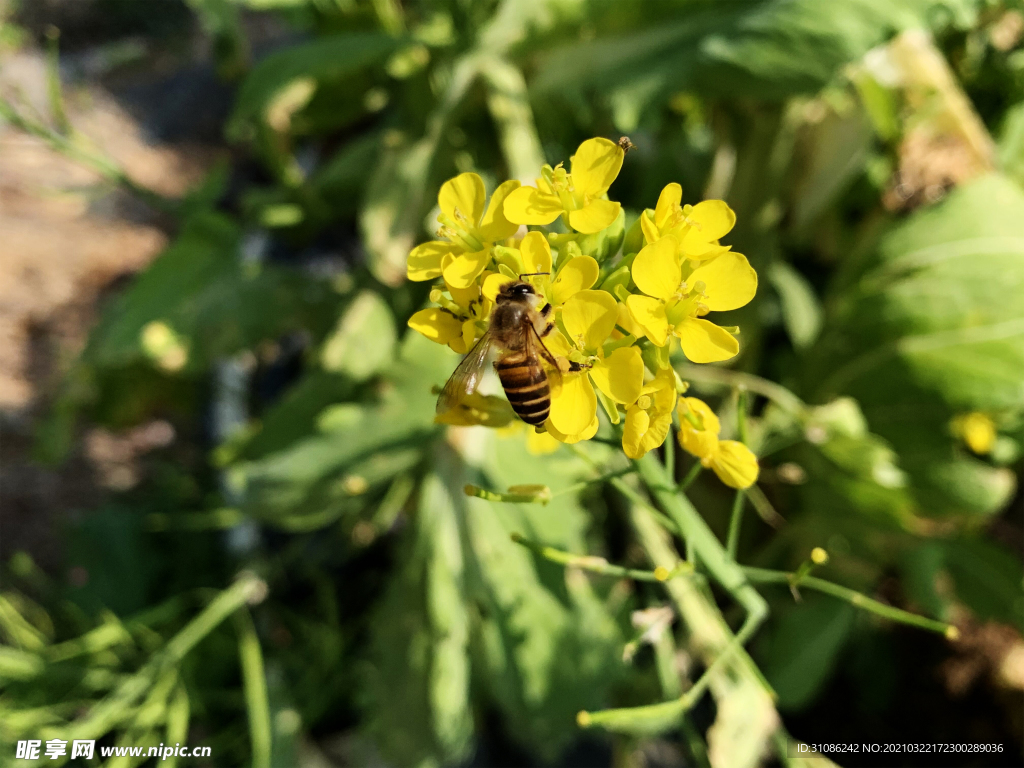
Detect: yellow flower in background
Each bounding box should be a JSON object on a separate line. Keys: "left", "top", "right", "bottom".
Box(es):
{"left": 640, "top": 183, "right": 735, "bottom": 260}
{"left": 626, "top": 236, "right": 757, "bottom": 362}
{"left": 504, "top": 138, "right": 624, "bottom": 234}
{"left": 545, "top": 290, "right": 644, "bottom": 439}
{"left": 622, "top": 368, "right": 677, "bottom": 459}
{"left": 953, "top": 412, "right": 996, "bottom": 455}
{"left": 406, "top": 172, "right": 521, "bottom": 283}
{"left": 677, "top": 396, "right": 759, "bottom": 489}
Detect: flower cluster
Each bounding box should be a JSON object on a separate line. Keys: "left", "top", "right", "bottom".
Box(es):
{"left": 407, "top": 137, "right": 759, "bottom": 488}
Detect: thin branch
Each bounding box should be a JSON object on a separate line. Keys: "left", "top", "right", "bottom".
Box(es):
{"left": 678, "top": 365, "right": 806, "bottom": 415}
{"left": 741, "top": 566, "right": 958, "bottom": 638}
{"left": 511, "top": 534, "right": 692, "bottom": 582}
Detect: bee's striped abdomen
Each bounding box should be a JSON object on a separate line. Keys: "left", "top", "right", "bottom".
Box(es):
{"left": 496, "top": 355, "right": 550, "bottom": 426}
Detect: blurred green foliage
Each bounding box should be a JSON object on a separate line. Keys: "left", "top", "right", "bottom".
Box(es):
{"left": 2, "top": 0, "right": 1024, "bottom": 765}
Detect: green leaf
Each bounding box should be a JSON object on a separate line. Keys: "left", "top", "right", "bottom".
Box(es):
{"left": 943, "top": 538, "right": 1024, "bottom": 632}
{"left": 461, "top": 433, "right": 624, "bottom": 757}
{"left": 760, "top": 598, "right": 856, "bottom": 710}
{"left": 997, "top": 101, "right": 1024, "bottom": 187}
{"left": 237, "top": 333, "right": 448, "bottom": 525}
{"left": 227, "top": 34, "right": 400, "bottom": 139}
{"left": 84, "top": 212, "right": 337, "bottom": 373}
{"left": 364, "top": 466, "right": 472, "bottom": 767}
{"left": 535, "top": 0, "right": 980, "bottom": 101}
{"left": 360, "top": 56, "right": 478, "bottom": 285}
{"left": 768, "top": 261, "right": 823, "bottom": 350}
{"left": 320, "top": 291, "right": 396, "bottom": 381}
{"left": 805, "top": 173, "right": 1024, "bottom": 517}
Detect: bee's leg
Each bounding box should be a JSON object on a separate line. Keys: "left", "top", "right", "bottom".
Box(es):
{"left": 535, "top": 303, "right": 555, "bottom": 338}
{"left": 567, "top": 361, "right": 592, "bottom": 372}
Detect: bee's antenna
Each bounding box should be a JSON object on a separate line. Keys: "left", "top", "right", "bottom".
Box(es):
{"left": 518, "top": 272, "right": 550, "bottom": 278}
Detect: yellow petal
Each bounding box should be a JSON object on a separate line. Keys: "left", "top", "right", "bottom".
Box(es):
{"left": 684, "top": 199, "right": 735, "bottom": 242}
{"left": 549, "top": 255, "right": 599, "bottom": 305}
{"left": 632, "top": 236, "right": 681, "bottom": 300}
{"left": 568, "top": 199, "right": 621, "bottom": 234}
{"left": 544, "top": 414, "right": 599, "bottom": 444}
{"left": 678, "top": 397, "right": 721, "bottom": 435}
{"left": 548, "top": 372, "right": 597, "bottom": 436}
{"left": 562, "top": 290, "right": 619, "bottom": 351}
{"left": 710, "top": 441, "right": 759, "bottom": 489}
{"left": 446, "top": 280, "right": 479, "bottom": 308}
{"left": 503, "top": 185, "right": 563, "bottom": 225}
{"left": 589, "top": 346, "right": 644, "bottom": 404}
{"left": 407, "top": 241, "right": 456, "bottom": 281}
{"left": 676, "top": 318, "right": 739, "bottom": 363}
{"left": 439, "top": 172, "right": 486, "bottom": 227}
{"left": 520, "top": 230, "right": 553, "bottom": 275}
{"left": 452, "top": 319, "right": 477, "bottom": 353}
{"left": 677, "top": 397, "right": 721, "bottom": 458}
{"left": 408, "top": 308, "right": 463, "bottom": 344}
{"left": 640, "top": 209, "right": 660, "bottom": 247}
{"left": 441, "top": 249, "right": 490, "bottom": 289}
{"left": 626, "top": 295, "right": 670, "bottom": 347}
{"left": 622, "top": 405, "right": 651, "bottom": 459}
{"left": 688, "top": 252, "right": 757, "bottom": 311}
{"left": 617, "top": 301, "right": 646, "bottom": 339}
{"left": 543, "top": 329, "right": 572, "bottom": 358}
{"left": 478, "top": 179, "right": 522, "bottom": 241}
{"left": 570, "top": 137, "right": 624, "bottom": 197}
{"left": 482, "top": 272, "right": 514, "bottom": 303}
{"left": 654, "top": 183, "right": 682, "bottom": 230}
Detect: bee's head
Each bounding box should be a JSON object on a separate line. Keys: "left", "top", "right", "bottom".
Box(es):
{"left": 498, "top": 280, "right": 536, "bottom": 302}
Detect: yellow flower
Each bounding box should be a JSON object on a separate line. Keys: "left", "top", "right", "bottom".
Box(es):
{"left": 503, "top": 138, "right": 624, "bottom": 234}
{"left": 482, "top": 231, "right": 600, "bottom": 310}
{"left": 640, "top": 183, "right": 734, "bottom": 261}
{"left": 544, "top": 290, "right": 645, "bottom": 438}
{"left": 407, "top": 278, "right": 492, "bottom": 354}
{"left": 406, "top": 173, "right": 521, "bottom": 284}
{"left": 953, "top": 412, "right": 996, "bottom": 455}
{"left": 677, "top": 396, "right": 759, "bottom": 489}
{"left": 622, "top": 368, "right": 677, "bottom": 459}
{"left": 626, "top": 236, "right": 757, "bottom": 362}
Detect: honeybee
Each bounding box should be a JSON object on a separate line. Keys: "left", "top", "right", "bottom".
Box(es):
{"left": 437, "top": 278, "right": 562, "bottom": 427}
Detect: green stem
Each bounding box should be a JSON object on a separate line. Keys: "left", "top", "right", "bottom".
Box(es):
{"left": 736, "top": 388, "right": 749, "bottom": 444}
{"left": 608, "top": 477, "right": 682, "bottom": 537}
{"left": 663, "top": 424, "right": 675, "bottom": 480}
{"left": 725, "top": 491, "right": 745, "bottom": 560}
{"left": 551, "top": 466, "right": 637, "bottom": 498}
{"left": 235, "top": 609, "right": 272, "bottom": 768}
{"left": 679, "top": 365, "right": 805, "bottom": 415}
{"left": 464, "top": 484, "right": 552, "bottom": 504}
{"left": 742, "top": 567, "right": 957, "bottom": 637}
{"left": 65, "top": 574, "right": 266, "bottom": 741}
{"left": 0, "top": 99, "right": 178, "bottom": 214}
{"left": 678, "top": 461, "right": 702, "bottom": 491}
{"left": 511, "top": 533, "right": 692, "bottom": 583}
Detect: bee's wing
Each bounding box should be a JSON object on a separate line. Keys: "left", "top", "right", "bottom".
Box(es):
{"left": 436, "top": 332, "right": 496, "bottom": 415}
{"left": 527, "top": 323, "right": 562, "bottom": 394}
